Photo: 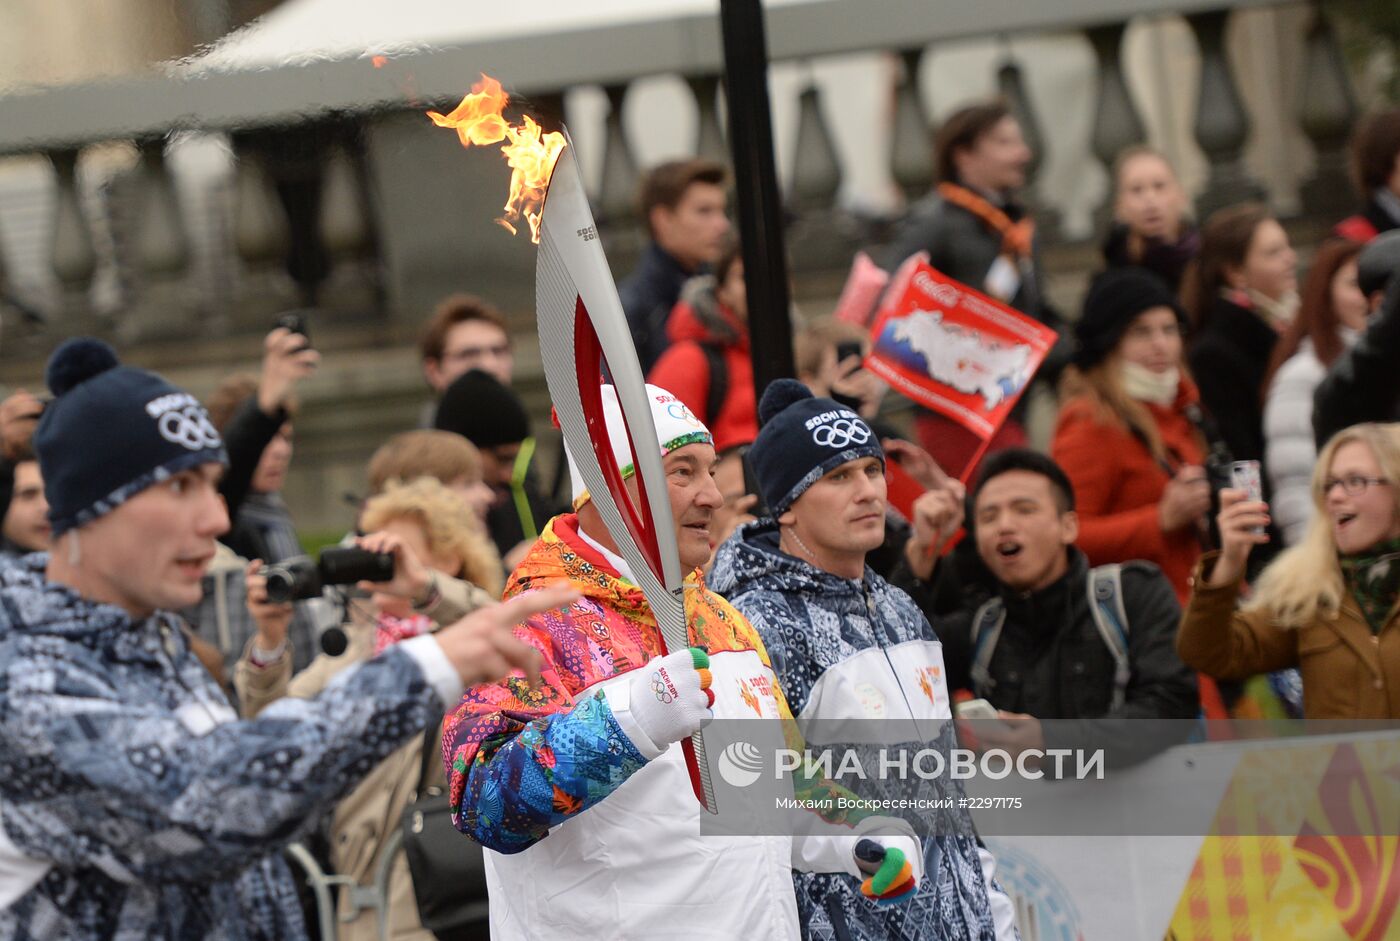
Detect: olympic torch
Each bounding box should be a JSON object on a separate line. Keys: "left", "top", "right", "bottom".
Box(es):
{"left": 533, "top": 134, "right": 717, "bottom": 815}
{"left": 428, "top": 76, "right": 717, "bottom": 815}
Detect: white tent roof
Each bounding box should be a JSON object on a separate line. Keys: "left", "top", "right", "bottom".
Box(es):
{"left": 190, "top": 0, "right": 755, "bottom": 73}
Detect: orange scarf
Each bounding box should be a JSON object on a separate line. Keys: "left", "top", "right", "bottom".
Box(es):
{"left": 937, "top": 182, "right": 1035, "bottom": 260}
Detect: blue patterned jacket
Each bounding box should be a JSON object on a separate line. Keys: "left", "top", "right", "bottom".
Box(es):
{"left": 711, "top": 520, "right": 1018, "bottom": 941}
{"left": 0, "top": 555, "right": 444, "bottom": 940}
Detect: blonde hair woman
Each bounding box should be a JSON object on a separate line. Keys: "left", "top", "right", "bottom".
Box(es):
{"left": 361, "top": 476, "right": 503, "bottom": 600}
{"left": 235, "top": 477, "right": 504, "bottom": 939}
{"left": 1177, "top": 423, "right": 1400, "bottom": 718}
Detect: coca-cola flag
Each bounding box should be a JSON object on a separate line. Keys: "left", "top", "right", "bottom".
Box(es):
{"left": 865, "top": 261, "right": 1058, "bottom": 440}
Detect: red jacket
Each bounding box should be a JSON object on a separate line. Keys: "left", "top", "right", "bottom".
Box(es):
{"left": 646, "top": 285, "right": 757, "bottom": 452}
{"left": 1051, "top": 381, "right": 1206, "bottom": 604}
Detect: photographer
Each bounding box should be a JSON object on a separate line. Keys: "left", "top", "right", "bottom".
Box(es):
{"left": 794, "top": 317, "right": 887, "bottom": 422}
{"left": 1178, "top": 422, "right": 1400, "bottom": 719}
{"left": 215, "top": 322, "right": 319, "bottom": 530}
{"left": 236, "top": 477, "right": 502, "bottom": 939}
{"left": 0, "top": 339, "right": 573, "bottom": 939}
{"left": 183, "top": 325, "right": 322, "bottom": 673}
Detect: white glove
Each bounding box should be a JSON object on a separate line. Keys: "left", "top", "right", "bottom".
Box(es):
{"left": 792, "top": 813, "right": 924, "bottom": 894}
{"left": 846, "top": 815, "right": 923, "bottom": 883}
{"left": 604, "top": 647, "right": 714, "bottom": 759}
{"left": 853, "top": 835, "right": 922, "bottom": 906}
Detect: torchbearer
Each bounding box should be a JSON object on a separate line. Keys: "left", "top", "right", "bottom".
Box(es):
{"left": 440, "top": 131, "right": 923, "bottom": 939}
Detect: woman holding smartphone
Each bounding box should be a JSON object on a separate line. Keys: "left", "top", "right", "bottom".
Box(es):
{"left": 1177, "top": 422, "right": 1400, "bottom": 719}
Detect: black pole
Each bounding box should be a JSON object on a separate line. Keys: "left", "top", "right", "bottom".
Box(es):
{"left": 719, "top": 0, "right": 795, "bottom": 399}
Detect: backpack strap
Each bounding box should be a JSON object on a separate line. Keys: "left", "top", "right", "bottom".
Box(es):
{"left": 1086, "top": 564, "right": 1131, "bottom": 712}
{"left": 1182, "top": 402, "right": 1233, "bottom": 467}
{"left": 968, "top": 597, "right": 1007, "bottom": 700}
{"left": 699, "top": 342, "right": 728, "bottom": 428}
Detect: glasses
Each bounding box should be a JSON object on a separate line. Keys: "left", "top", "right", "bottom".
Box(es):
{"left": 1322, "top": 475, "right": 1389, "bottom": 496}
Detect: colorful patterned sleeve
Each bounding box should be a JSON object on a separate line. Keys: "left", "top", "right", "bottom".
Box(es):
{"left": 442, "top": 617, "right": 650, "bottom": 854}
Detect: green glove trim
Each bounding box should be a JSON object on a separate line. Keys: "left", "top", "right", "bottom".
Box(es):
{"left": 871, "top": 847, "right": 907, "bottom": 896}
{"left": 688, "top": 647, "right": 710, "bottom": 670}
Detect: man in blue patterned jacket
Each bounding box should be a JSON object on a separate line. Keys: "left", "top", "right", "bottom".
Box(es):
{"left": 0, "top": 339, "right": 570, "bottom": 940}
{"left": 711, "top": 380, "right": 1019, "bottom": 941}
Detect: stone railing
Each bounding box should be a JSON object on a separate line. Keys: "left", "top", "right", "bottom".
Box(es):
{"left": 0, "top": 0, "right": 1369, "bottom": 532}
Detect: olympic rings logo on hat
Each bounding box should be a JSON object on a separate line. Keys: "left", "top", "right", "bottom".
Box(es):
{"left": 666, "top": 403, "right": 702, "bottom": 427}
{"left": 158, "top": 407, "right": 222, "bottom": 451}
{"left": 812, "top": 418, "right": 872, "bottom": 449}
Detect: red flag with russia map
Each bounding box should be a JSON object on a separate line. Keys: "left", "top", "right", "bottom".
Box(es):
{"left": 864, "top": 259, "right": 1058, "bottom": 440}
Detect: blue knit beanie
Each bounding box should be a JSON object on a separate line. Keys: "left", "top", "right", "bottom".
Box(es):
{"left": 749, "top": 379, "right": 884, "bottom": 515}
{"left": 35, "top": 338, "right": 228, "bottom": 537}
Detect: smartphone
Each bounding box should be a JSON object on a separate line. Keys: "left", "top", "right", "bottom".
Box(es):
{"left": 835, "top": 340, "right": 864, "bottom": 375}
{"left": 1229, "top": 459, "right": 1265, "bottom": 535}
{"left": 954, "top": 698, "right": 998, "bottom": 720}
{"left": 273, "top": 310, "right": 312, "bottom": 350}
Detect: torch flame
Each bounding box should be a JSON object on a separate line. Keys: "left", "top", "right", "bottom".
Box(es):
{"left": 428, "top": 74, "right": 566, "bottom": 243}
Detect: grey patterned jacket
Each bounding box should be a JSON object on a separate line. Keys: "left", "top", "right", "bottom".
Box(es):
{"left": 0, "top": 554, "right": 449, "bottom": 940}
{"left": 711, "top": 520, "right": 1019, "bottom": 941}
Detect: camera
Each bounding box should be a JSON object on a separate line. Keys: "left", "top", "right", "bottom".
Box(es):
{"left": 273, "top": 309, "right": 313, "bottom": 351}
{"left": 261, "top": 546, "right": 395, "bottom": 603}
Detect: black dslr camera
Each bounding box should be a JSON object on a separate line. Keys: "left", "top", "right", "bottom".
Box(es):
{"left": 261, "top": 546, "right": 394, "bottom": 603}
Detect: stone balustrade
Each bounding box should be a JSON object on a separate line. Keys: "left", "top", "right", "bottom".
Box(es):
{"left": 0, "top": 0, "right": 1372, "bottom": 533}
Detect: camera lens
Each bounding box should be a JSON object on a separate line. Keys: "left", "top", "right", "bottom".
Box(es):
{"left": 319, "top": 546, "right": 395, "bottom": 586}
{"left": 263, "top": 566, "right": 296, "bottom": 604}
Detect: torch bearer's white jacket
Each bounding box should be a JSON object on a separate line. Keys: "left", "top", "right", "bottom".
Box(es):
{"left": 443, "top": 514, "right": 910, "bottom": 940}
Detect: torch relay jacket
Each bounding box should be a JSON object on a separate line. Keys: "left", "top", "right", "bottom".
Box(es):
{"left": 710, "top": 519, "right": 1020, "bottom": 941}
{"left": 442, "top": 514, "right": 906, "bottom": 941}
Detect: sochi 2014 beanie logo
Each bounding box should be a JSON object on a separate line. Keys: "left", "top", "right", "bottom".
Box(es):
{"left": 146, "top": 393, "right": 221, "bottom": 451}
{"left": 805, "top": 408, "right": 872, "bottom": 450}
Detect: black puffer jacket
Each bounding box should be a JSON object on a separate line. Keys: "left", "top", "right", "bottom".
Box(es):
{"left": 1186, "top": 294, "right": 1278, "bottom": 467}
{"left": 938, "top": 549, "right": 1198, "bottom": 767}
{"left": 1313, "top": 267, "right": 1400, "bottom": 448}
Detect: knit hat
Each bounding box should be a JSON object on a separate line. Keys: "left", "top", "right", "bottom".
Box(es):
{"left": 34, "top": 338, "right": 227, "bottom": 538}
{"left": 748, "top": 379, "right": 883, "bottom": 515}
{"left": 433, "top": 368, "right": 530, "bottom": 448}
{"left": 1357, "top": 230, "right": 1400, "bottom": 297}
{"left": 564, "top": 383, "right": 714, "bottom": 509}
{"left": 1073, "top": 267, "right": 1187, "bottom": 369}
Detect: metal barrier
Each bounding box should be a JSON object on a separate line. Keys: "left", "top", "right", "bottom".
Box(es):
{"left": 283, "top": 830, "right": 407, "bottom": 941}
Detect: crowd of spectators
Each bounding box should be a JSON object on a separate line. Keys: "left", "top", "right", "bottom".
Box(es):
{"left": 2, "top": 96, "right": 1400, "bottom": 941}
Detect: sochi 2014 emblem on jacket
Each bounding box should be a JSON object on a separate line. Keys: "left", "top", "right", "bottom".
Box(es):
{"left": 917, "top": 665, "right": 942, "bottom": 705}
